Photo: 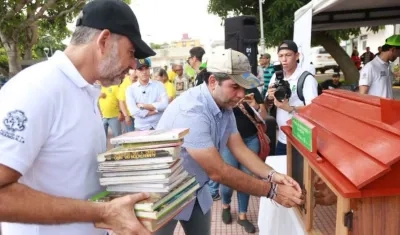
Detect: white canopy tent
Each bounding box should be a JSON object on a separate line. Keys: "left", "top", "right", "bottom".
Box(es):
{"left": 293, "top": 0, "right": 400, "bottom": 71}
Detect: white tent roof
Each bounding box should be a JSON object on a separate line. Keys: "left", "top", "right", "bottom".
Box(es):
{"left": 295, "top": 0, "right": 400, "bottom": 31}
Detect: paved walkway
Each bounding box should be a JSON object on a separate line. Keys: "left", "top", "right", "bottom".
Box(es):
{"left": 174, "top": 193, "right": 260, "bottom": 235}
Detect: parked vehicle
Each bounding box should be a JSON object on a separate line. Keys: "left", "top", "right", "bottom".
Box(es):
{"left": 310, "top": 46, "right": 339, "bottom": 74}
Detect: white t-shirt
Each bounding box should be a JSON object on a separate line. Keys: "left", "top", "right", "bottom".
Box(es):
{"left": 0, "top": 51, "right": 107, "bottom": 235}
{"left": 359, "top": 56, "right": 393, "bottom": 99}
{"left": 269, "top": 66, "right": 319, "bottom": 144}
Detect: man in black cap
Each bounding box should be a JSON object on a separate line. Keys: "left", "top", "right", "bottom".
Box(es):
{"left": 126, "top": 58, "right": 169, "bottom": 131}
{"left": 0, "top": 0, "right": 154, "bottom": 235}
{"left": 266, "top": 40, "right": 319, "bottom": 155}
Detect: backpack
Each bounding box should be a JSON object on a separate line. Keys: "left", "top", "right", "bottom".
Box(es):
{"left": 297, "top": 71, "right": 323, "bottom": 105}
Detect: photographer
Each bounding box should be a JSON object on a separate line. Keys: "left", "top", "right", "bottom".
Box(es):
{"left": 267, "top": 40, "right": 319, "bottom": 155}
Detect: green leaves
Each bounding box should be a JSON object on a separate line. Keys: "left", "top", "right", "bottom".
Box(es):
{"left": 208, "top": 0, "right": 366, "bottom": 47}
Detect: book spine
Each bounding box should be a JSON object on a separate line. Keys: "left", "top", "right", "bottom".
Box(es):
{"left": 105, "top": 151, "right": 170, "bottom": 161}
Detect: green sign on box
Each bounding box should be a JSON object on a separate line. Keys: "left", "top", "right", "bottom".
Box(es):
{"left": 292, "top": 114, "right": 316, "bottom": 152}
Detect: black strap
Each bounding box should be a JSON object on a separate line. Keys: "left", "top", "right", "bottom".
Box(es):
{"left": 296, "top": 71, "right": 313, "bottom": 105}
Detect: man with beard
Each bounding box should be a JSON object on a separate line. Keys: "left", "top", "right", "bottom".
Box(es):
{"left": 359, "top": 35, "right": 400, "bottom": 99}
{"left": 0, "top": 0, "right": 155, "bottom": 235}
{"left": 155, "top": 48, "right": 304, "bottom": 235}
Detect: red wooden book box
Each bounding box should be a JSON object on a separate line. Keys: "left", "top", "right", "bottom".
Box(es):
{"left": 282, "top": 89, "right": 400, "bottom": 235}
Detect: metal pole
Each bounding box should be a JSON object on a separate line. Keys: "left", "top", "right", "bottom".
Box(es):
{"left": 259, "top": 0, "right": 265, "bottom": 54}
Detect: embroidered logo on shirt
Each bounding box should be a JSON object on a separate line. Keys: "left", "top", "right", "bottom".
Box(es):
{"left": 0, "top": 110, "right": 27, "bottom": 143}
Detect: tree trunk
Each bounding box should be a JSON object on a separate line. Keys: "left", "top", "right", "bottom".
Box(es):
{"left": 22, "top": 23, "right": 39, "bottom": 60}
{"left": 314, "top": 32, "right": 359, "bottom": 85}
{"left": 23, "top": 47, "right": 33, "bottom": 60}
{"left": 0, "top": 31, "right": 21, "bottom": 78}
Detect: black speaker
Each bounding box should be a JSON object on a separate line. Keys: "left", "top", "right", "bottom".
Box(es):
{"left": 225, "top": 15, "right": 259, "bottom": 76}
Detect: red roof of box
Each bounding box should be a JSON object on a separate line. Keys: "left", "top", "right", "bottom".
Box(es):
{"left": 283, "top": 89, "right": 400, "bottom": 198}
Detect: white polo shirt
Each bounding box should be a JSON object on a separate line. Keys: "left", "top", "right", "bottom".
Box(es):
{"left": 269, "top": 65, "right": 319, "bottom": 144}
{"left": 0, "top": 51, "right": 107, "bottom": 235}
{"left": 359, "top": 56, "right": 393, "bottom": 99}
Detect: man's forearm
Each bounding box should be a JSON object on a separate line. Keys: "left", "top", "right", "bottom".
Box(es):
{"left": 119, "top": 101, "right": 129, "bottom": 117}
{"left": 235, "top": 147, "right": 273, "bottom": 179}
{"left": 143, "top": 104, "right": 156, "bottom": 111}
{"left": 214, "top": 163, "right": 270, "bottom": 197}
{"left": 0, "top": 183, "right": 105, "bottom": 224}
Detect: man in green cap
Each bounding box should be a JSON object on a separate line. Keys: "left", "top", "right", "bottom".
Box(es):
{"left": 359, "top": 34, "right": 400, "bottom": 99}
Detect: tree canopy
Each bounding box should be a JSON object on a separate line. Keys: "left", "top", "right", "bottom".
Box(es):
{"left": 0, "top": 0, "right": 131, "bottom": 77}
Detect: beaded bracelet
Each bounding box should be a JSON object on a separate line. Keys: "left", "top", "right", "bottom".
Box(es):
{"left": 267, "top": 182, "right": 278, "bottom": 199}
{"left": 266, "top": 170, "right": 277, "bottom": 182}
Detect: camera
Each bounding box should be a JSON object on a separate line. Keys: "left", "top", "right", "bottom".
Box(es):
{"left": 273, "top": 63, "right": 291, "bottom": 101}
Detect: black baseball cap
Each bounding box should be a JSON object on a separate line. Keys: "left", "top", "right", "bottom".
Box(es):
{"left": 76, "top": 0, "right": 156, "bottom": 59}
{"left": 278, "top": 40, "right": 298, "bottom": 53}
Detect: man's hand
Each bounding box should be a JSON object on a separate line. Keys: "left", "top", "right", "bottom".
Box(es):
{"left": 124, "top": 116, "right": 132, "bottom": 126}
{"left": 273, "top": 184, "right": 305, "bottom": 208}
{"left": 273, "top": 98, "right": 290, "bottom": 111}
{"left": 96, "top": 193, "right": 151, "bottom": 235}
{"left": 267, "top": 87, "right": 276, "bottom": 100}
{"left": 272, "top": 173, "right": 302, "bottom": 193}
{"left": 118, "top": 113, "right": 124, "bottom": 122}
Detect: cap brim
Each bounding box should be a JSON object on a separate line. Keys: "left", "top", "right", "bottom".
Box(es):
{"left": 231, "top": 72, "right": 262, "bottom": 89}
{"left": 130, "top": 37, "right": 156, "bottom": 59}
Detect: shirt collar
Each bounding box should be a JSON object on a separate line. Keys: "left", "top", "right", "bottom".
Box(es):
{"left": 285, "top": 64, "right": 302, "bottom": 81}
{"left": 375, "top": 56, "right": 389, "bottom": 66}
{"left": 199, "top": 83, "right": 222, "bottom": 117}
{"left": 49, "top": 51, "right": 90, "bottom": 89}
{"left": 137, "top": 79, "right": 153, "bottom": 87}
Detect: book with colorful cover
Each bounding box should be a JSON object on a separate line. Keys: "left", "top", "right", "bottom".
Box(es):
{"left": 110, "top": 128, "right": 189, "bottom": 145}
{"left": 90, "top": 176, "right": 198, "bottom": 213}
{"left": 134, "top": 181, "right": 199, "bottom": 219}
{"left": 97, "top": 146, "right": 181, "bottom": 162}
{"left": 139, "top": 196, "right": 195, "bottom": 232}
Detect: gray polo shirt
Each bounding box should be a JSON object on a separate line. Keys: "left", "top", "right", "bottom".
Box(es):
{"left": 156, "top": 83, "right": 238, "bottom": 221}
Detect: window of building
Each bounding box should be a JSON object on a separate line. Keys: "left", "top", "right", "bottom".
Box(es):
{"left": 360, "top": 35, "right": 368, "bottom": 50}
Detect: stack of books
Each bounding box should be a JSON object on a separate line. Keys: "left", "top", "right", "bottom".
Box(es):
{"left": 90, "top": 128, "right": 199, "bottom": 232}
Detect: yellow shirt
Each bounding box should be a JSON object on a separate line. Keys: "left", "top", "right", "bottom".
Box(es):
{"left": 118, "top": 76, "right": 132, "bottom": 116}
{"left": 164, "top": 81, "right": 176, "bottom": 101}
{"left": 99, "top": 85, "right": 120, "bottom": 118}
{"left": 168, "top": 70, "right": 176, "bottom": 82}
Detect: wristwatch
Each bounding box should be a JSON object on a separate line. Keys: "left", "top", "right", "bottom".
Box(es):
{"left": 139, "top": 104, "right": 144, "bottom": 110}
